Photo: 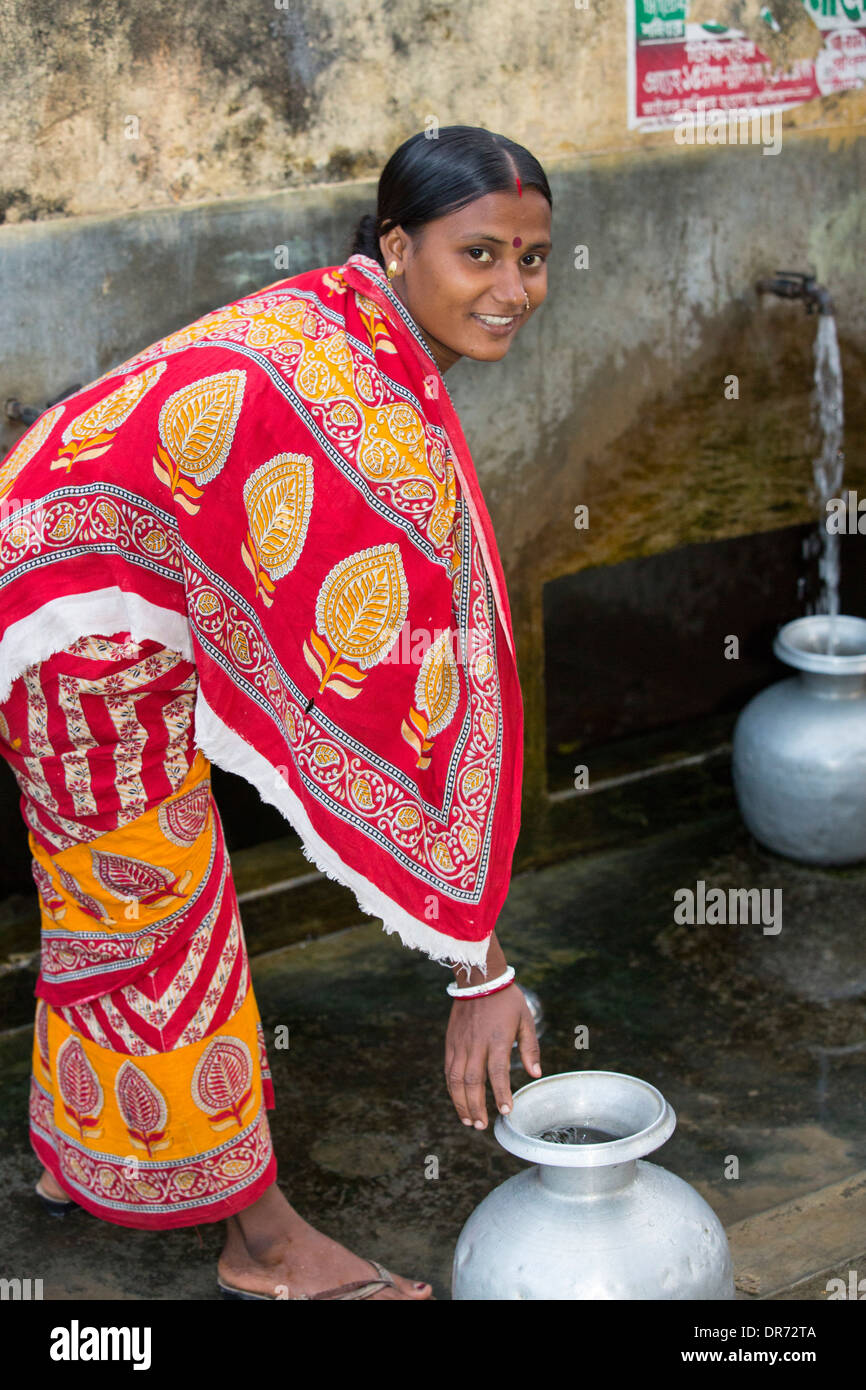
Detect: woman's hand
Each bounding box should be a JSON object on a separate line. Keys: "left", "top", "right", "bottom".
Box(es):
{"left": 444, "top": 983, "right": 542, "bottom": 1129}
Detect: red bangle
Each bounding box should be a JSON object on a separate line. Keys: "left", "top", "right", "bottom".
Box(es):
{"left": 456, "top": 979, "right": 515, "bottom": 1000}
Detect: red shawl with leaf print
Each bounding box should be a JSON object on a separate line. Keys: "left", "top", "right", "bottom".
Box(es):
{"left": 0, "top": 253, "right": 524, "bottom": 970}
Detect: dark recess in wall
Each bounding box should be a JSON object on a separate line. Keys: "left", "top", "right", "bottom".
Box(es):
{"left": 544, "top": 523, "right": 866, "bottom": 793}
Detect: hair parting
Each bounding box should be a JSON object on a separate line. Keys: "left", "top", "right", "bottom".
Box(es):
{"left": 348, "top": 126, "right": 552, "bottom": 269}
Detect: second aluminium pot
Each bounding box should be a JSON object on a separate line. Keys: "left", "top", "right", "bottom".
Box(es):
{"left": 732, "top": 614, "right": 866, "bottom": 865}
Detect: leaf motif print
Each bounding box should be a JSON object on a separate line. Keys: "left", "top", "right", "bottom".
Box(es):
{"left": 322, "top": 268, "right": 347, "bottom": 297}
{"left": 31, "top": 857, "right": 64, "bottom": 913}
{"left": 241, "top": 453, "right": 314, "bottom": 605}
{"left": 57, "top": 1035, "right": 104, "bottom": 1137}
{"left": 191, "top": 1037, "right": 255, "bottom": 1131}
{"left": 50, "top": 362, "right": 167, "bottom": 473}
{"left": 304, "top": 544, "right": 408, "bottom": 699}
{"left": 157, "top": 782, "right": 211, "bottom": 846}
{"left": 57, "top": 865, "right": 115, "bottom": 925}
{"left": 416, "top": 630, "right": 460, "bottom": 737}
{"left": 90, "top": 849, "right": 189, "bottom": 905}
{"left": 116, "top": 1061, "right": 170, "bottom": 1155}
{"left": 255, "top": 1021, "right": 271, "bottom": 1083}
{"left": 62, "top": 362, "right": 167, "bottom": 443}
{"left": 0, "top": 405, "right": 64, "bottom": 498}
{"left": 401, "top": 633, "right": 461, "bottom": 768}
{"left": 401, "top": 706, "right": 433, "bottom": 769}
{"left": 157, "top": 370, "right": 245, "bottom": 487}
{"left": 355, "top": 295, "right": 398, "bottom": 355}
{"left": 35, "top": 997, "right": 50, "bottom": 1078}
{"left": 429, "top": 451, "right": 457, "bottom": 546}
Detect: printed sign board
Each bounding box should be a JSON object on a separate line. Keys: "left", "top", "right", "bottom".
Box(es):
{"left": 627, "top": 0, "right": 866, "bottom": 132}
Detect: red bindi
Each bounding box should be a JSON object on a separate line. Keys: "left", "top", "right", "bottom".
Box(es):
{"left": 512, "top": 236, "right": 522, "bottom": 248}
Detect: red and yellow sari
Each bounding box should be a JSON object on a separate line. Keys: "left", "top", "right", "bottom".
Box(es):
{"left": 0, "top": 253, "right": 524, "bottom": 1228}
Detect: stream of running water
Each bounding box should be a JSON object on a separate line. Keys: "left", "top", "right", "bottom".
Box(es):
{"left": 810, "top": 313, "right": 845, "bottom": 651}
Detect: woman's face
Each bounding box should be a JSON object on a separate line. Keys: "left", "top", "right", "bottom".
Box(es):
{"left": 379, "top": 188, "right": 552, "bottom": 375}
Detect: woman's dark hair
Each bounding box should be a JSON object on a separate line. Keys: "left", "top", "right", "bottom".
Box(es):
{"left": 348, "top": 126, "right": 552, "bottom": 269}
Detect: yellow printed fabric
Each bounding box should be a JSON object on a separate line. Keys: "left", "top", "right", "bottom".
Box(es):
{"left": 0, "top": 634, "right": 276, "bottom": 1229}
{"left": 30, "top": 986, "right": 276, "bottom": 1229}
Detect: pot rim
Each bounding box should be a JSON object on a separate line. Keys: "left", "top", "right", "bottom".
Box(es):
{"left": 495, "top": 1069, "right": 677, "bottom": 1167}
{"left": 774, "top": 615, "right": 866, "bottom": 675}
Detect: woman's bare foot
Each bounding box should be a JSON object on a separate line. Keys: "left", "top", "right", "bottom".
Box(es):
{"left": 38, "top": 1167, "right": 74, "bottom": 1202}
{"left": 219, "top": 1184, "right": 433, "bottom": 1300}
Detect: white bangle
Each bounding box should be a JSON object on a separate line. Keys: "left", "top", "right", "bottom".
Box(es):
{"left": 447, "top": 965, "right": 515, "bottom": 999}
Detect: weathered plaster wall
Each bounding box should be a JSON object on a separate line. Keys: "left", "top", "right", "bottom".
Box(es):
{"left": 0, "top": 0, "right": 863, "bottom": 223}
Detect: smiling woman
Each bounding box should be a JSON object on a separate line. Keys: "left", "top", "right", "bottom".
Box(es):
{"left": 349, "top": 126, "right": 553, "bottom": 373}
{"left": 0, "top": 123, "right": 551, "bottom": 1300}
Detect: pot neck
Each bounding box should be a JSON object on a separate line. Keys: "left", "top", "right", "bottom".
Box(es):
{"left": 537, "top": 1159, "right": 638, "bottom": 1197}
{"left": 795, "top": 671, "right": 866, "bottom": 699}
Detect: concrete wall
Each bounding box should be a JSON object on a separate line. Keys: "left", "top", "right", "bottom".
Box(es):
{"left": 1, "top": 0, "right": 863, "bottom": 223}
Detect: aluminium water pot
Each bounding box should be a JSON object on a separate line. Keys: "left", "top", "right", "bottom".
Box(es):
{"left": 451, "top": 1070, "right": 734, "bottom": 1300}
{"left": 732, "top": 614, "right": 866, "bottom": 865}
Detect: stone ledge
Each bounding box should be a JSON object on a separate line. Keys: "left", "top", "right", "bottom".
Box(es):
{"left": 727, "top": 1169, "right": 866, "bottom": 1299}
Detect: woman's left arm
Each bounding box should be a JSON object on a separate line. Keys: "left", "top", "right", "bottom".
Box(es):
{"left": 444, "top": 931, "right": 542, "bottom": 1129}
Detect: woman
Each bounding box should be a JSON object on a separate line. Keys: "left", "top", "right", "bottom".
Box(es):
{"left": 0, "top": 125, "right": 552, "bottom": 1300}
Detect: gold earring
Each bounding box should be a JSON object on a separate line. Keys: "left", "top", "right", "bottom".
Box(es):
{"left": 387, "top": 261, "right": 398, "bottom": 280}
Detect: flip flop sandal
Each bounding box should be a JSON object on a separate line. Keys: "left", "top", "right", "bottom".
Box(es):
{"left": 35, "top": 1176, "right": 78, "bottom": 1218}
{"left": 218, "top": 1258, "right": 429, "bottom": 1301}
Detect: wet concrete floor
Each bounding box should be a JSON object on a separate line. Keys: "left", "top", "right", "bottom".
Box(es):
{"left": 1, "top": 803, "right": 864, "bottom": 1300}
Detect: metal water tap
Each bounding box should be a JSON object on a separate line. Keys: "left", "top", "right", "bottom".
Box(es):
{"left": 5, "top": 383, "right": 83, "bottom": 427}
{"left": 755, "top": 270, "right": 835, "bottom": 316}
